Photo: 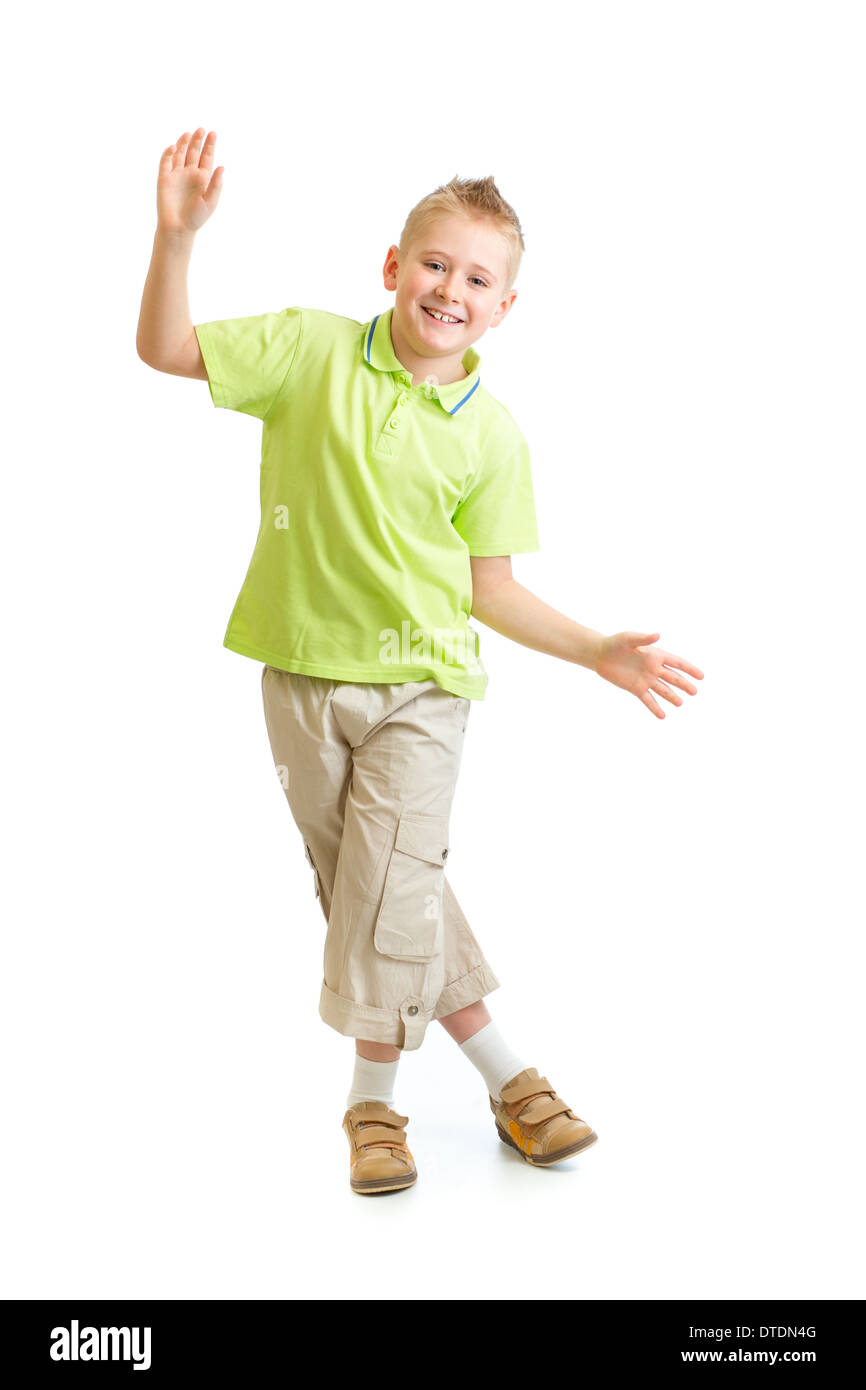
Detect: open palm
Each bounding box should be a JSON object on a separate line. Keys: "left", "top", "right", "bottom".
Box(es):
{"left": 595, "top": 630, "right": 704, "bottom": 719}
{"left": 157, "top": 128, "right": 223, "bottom": 234}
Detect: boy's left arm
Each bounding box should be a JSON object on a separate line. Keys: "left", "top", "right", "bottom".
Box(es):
{"left": 469, "top": 555, "right": 704, "bottom": 720}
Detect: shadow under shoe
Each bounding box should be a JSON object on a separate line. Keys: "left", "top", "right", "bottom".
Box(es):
{"left": 490, "top": 1067, "right": 598, "bottom": 1167}
{"left": 342, "top": 1101, "right": 418, "bottom": 1195}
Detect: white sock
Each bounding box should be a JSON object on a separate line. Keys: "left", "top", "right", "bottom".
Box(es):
{"left": 458, "top": 1020, "right": 527, "bottom": 1100}
{"left": 346, "top": 1054, "right": 400, "bottom": 1110}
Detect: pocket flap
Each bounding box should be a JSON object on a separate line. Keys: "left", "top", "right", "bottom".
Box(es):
{"left": 394, "top": 813, "right": 450, "bottom": 866}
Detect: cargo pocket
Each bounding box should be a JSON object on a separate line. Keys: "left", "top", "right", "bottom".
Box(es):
{"left": 303, "top": 840, "right": 321, "bottom": 900}
{"left": 373, "top": 811, "right": 450, "bottom": 963}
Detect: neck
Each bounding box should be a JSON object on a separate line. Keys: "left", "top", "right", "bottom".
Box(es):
{"left": 389, "top": 308, "right": 470, "bottom": 388}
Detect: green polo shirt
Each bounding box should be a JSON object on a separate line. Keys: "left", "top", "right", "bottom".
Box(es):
{"left": 193, "top": 304, "right": 540, "bottom": 700}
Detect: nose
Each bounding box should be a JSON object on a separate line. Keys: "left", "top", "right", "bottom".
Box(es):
{"left": 436, "top": 274, "right": 461, "bottom": 305}
{"left": 436, "top": 282, "right": 464, "bottom": 307}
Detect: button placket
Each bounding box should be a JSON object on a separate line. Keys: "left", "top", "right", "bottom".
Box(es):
{"left": 376, "top": 384, "right": 411, "bottom": 454}
{"left": 389, "top": 388, "right": 409, "bottom": 431}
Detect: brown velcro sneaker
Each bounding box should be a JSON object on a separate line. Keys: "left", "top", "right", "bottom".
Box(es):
{"left": 490, "top": 1067, "right": 598, "bottom": 1166}
{"left": 342, "top": 1101, "right": 418, "bottom": 1195}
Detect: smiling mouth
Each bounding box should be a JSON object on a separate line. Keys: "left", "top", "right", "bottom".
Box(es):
{"left": 422, "top": 306, "right": 463, "bottom": 325}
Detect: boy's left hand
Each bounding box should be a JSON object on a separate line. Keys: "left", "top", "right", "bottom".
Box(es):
{"left": 593, "top": 631, "right": 704, "bottom": 719}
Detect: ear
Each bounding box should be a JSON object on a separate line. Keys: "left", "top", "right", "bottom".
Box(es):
{"left": 382, "top": 243, "right": 400, "bottom": 291}
{"left": 489, "top": 289, "right": 518, "bottom": 328}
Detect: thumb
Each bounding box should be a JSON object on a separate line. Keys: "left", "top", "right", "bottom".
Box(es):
{"left": 628, "top": 631, "right": 660, "bottom": 646}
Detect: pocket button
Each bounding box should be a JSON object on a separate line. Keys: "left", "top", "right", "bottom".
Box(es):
{"left": 407, "top": 1005, "right": 419, "bottom": 1016}
{"left": 442, "top": 849, "right": 448, "bottom": 860}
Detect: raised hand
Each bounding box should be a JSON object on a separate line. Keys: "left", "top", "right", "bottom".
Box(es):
{"left": 593, "top": 631, "right": 704, "bottom": 719}
{"left": 156, "top": 128, "right": 223, "bottom": 235}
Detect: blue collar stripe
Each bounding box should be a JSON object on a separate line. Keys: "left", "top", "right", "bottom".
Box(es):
{"left": 367, "top": 313, "right": 480, "bottom": 414}
{"left": 449, "top": 375, "right": 480, "bottom": 415}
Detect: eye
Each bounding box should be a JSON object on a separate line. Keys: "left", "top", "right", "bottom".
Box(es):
{"left": 426, "top": 262, "right": 488, "bottom": 288}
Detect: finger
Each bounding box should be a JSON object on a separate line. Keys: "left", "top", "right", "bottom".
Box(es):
{"left": 655, "top": 665, "right": 699, "bottom": 696}
{"left": 649, "top": 679, "right": 683, "bottom": 707}
{"left": 199, "top": 130, "right": 217, "bottom": 173}
{"left": 660, "top": 652, "right": 704, "bottom": 679}
{"left": 640, "top": 689, "right": 665, "bottom": 719}
{"left": 170, "top": 132, "right": 191, "bottom": 168}
{"left": 159, "top": 144, "right": 176, "bottom": 173}
{"left": 185, "top": 126, "right": 206, "bottom": 167}
{"left": 629, "top": 631, "right": 660, "bottom": 647}
{"left": 201, "top": 166, "right": 224, "bottom": 207}
{"left": 172, "top": 132, "right": 192, "bottom": 170}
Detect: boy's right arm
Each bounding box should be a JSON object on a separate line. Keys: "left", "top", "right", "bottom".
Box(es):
{"left": 136, "top": 129, "right": 223, "bottom": 378}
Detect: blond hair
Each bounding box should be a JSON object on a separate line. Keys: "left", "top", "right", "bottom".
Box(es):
{"left": 398, "top": 175, "right": 525, "bottom": 295}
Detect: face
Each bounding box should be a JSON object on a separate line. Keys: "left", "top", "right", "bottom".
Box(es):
{"left": 383, "top": 214, "right": 516, "bottom": 365}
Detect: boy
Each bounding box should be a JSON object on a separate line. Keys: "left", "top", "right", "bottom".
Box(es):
{"left": 137, "top": 128, "right": 704, "bottom": 1196}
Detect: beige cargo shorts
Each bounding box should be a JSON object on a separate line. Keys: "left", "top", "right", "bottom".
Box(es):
{"left": 261, "top": 666, "right": 500, "bottom": 1051}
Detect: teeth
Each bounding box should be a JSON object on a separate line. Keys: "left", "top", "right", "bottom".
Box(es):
{"left": 425, "top": 307, "right": 460, "bottom": 323}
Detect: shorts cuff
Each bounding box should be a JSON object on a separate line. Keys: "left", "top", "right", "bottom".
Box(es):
{"left": 319, "top": 980, "right": 432, "bottom": 1051}
{"left": 432, "top": 961, "right": 501, "bottom": 1020}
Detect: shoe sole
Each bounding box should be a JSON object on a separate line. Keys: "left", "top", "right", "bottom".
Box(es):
{"left": 496, "top": 1121, "right": 598, "bottom": 1166}
{"left": 350, "top": 1170, "right": 417, "bottom": 1195}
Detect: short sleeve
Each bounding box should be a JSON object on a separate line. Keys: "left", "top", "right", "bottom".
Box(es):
{"left": 451, "top": 420, "right": 540, "bottom": 555}
{"left": 193, "top": 307, "right": 303, "bottom": 419}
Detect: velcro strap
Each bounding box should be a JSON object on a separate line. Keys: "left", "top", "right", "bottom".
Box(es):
{"left": 355, "top": 1124, "right": 407, "bottom": 1149}
{"left": 500, "top": 1075, "right": 555, "bottom": 1105}
{"left": 351, "top": 1105, "right": 408, "bottom": 1128}
{"left": 513, "top": 1097, "right": 570, "bottom": 1128}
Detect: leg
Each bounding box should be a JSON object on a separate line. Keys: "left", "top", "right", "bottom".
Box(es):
{"left": 261, "top": 666, "right": 350, "bottom": 924}
{"left": 318, "top": 679, "right": 474, "bottom": 1051}
{"left": 441, "top": 1001, "right": 529, "bottom": 1101}
{"left": 356, "top": 1038, "right": 400, "bottom": 1061}
{"left": 437, "top": 998, "right": 491, "bottom": 1044}
{"left": 263, "top": 670, "right": 407, "bottom": 1059}
{"left": 432, "top": 878, "right": 501, "bottom": 1020}
{"left": 263, "top": 668, "right": 496, "bottom": 1054}
{"left": 347, "top": 1040, "right": 401, "bottom": 1107}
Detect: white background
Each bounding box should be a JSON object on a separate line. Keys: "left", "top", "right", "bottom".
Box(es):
{"left": 2, "top": 0, "right": 863, "bottom": 1301}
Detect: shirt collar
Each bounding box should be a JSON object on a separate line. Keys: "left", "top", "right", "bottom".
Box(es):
{"left": 362, "top": 306, "right": 482, "bottom": 416}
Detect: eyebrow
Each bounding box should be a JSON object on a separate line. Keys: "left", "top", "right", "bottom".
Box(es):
{"left": 420, "top": 250, "right": 498, "bottom": 282}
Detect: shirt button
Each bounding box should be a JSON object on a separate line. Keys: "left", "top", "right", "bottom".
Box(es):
{"left": 407, "top": 1005, "right": 419, "bottom": 1016}
{"left": 389, "top": 417, "right": 399, "bottom": 429}
{"left": 399, "top": 396, "right": 408, "bottom": 406}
